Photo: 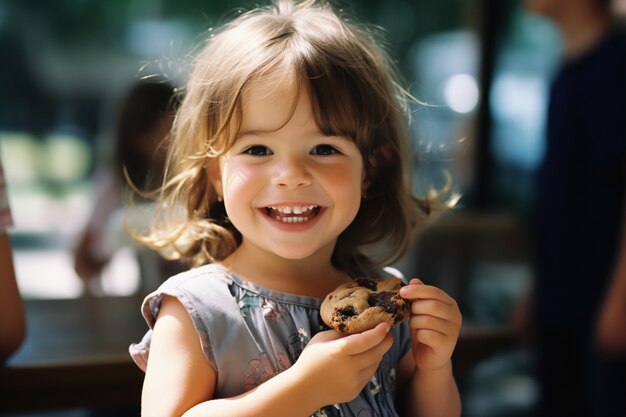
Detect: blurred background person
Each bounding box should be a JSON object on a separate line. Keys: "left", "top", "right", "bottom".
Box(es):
{"left": 596, "top": 232, "right": 626, "bottom": 354}
{"left": 73, "top": 79, "right": 184, "bottom": 296}
{"left": 0, "top": 151, "right": 26, "bottom": 362}
{"left": 520, "top": 0, "right": 626, "bottom": 416}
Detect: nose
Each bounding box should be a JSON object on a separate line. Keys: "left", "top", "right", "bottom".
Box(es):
{"left": 271, "top": 155, "right": 312, "bottom": 189}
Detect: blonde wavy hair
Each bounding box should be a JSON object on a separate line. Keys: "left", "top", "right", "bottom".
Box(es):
{"left": 133, "top": 0, "right": 454, "bottom": 276}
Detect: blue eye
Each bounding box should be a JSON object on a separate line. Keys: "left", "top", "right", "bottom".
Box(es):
{"left": 244, "top": 145, "right": 272, "bottom": 156}
{"left": 311, "top": 144, "right": 340, "bottom": 156}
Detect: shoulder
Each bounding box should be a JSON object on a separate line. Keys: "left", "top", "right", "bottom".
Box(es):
{"left": 132, "top": 263, "right": 238, "bottom": 370}
{"left": 140, "top": 288, "right": 218, "bottom": 416}
{"left": 140, "top": 264, "right": 233, "bottom": 328}
{"left": 161, "top": 263, "right": 231, "bottom": 288}
{"left": 156, "top": 263, "right": 232, "bottom": 300}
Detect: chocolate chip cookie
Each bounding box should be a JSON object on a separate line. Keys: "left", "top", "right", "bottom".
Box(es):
{"left": 320, "top": 277, "right": 410, "bottom": 334}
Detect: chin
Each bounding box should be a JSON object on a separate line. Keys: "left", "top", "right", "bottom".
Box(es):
{"left": 272, "top": 248, "right": 321, "bottom": 261}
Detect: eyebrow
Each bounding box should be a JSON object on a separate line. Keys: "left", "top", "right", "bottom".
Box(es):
{"left": 237, "top": 127, "right": 352, "bottom": 140}
{"left": 236, "top": 129, "right": 273, "bottom": 138}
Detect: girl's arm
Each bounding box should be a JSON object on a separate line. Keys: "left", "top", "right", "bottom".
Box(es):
{"left": 142, "top": 296, "right": 393, "bottom": 417}
{"left": 141, "top": 296, "right": 217, "bottom": 416}
{"left": 0, "top": 232, "right": 25, "bottom": 362}
{"left": 396, "top": 351, "right": 460, "bottom": 417}
{"left": 396, "top": 279, "right": 462, "bottom": 417}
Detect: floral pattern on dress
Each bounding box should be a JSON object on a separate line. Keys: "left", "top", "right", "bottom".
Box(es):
{"left": 314, "top": 404, "right": 343, "bottom": 417}
{"left": 367, "top": 375, "right": 381, "bottom": 397}
{"left": 243, "top": 351, "right": 291, "bottom": 390}
{"left": 261, "top": 298, "right": 286, "bottom": 322}
{"left": 288, "top": 327, "right": 309, "bottom": 359}
{"left": 236, "top": 292, "right": 260, "bottom": 317}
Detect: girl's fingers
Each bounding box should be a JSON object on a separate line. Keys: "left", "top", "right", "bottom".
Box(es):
{"left": 410, "top": 299, "right": 461, "bottom": 323}
{"left": 408, "top": 278, "right": 423, "bottom": 286}
{"left": 359, "top": 361, "right": 383, "bottom": 380}
{"left": 415, "top": 328, "right": 449, "bottom": 347}
{"left": 409, "top": 314, "right": 458, "bottom": 337}
{"left": 358, "top": 333, "right": 394, "bottom": 365}
{"left": 341, "top": 323, "right": 391, "bottom": 355}
{"left": 311, "top": 329, "right": 345, "bottom": 343}
{"left": 400, "top": 283, "right": 456, "bottom": 305}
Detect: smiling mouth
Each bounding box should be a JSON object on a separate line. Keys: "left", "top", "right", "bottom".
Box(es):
{"left": 264, "top": 205, "right": 321, "bottom": 223}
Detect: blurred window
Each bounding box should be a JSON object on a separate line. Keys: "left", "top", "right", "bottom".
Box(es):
{"left": 489, "top": 3, "right": 562, "bottom": 211}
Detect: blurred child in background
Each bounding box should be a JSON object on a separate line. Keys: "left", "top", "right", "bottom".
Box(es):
{"left": 73, "top": 80, "right": 184, "bottom": 295}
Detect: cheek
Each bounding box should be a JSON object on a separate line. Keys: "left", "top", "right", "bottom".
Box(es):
{"left": 221, "top": 165, "right": 262, "bottom": 223}
{"left": 225, "top": 171, "right": 250, "bottom": 194}
{"left": 222, "top": 169, "right": 259, "bottom": 231}
{"left": 324, "top": 164, "right": 364, "bottom": 210}
{"left": 222, "top": 164, "right": 258, "bottom": 197}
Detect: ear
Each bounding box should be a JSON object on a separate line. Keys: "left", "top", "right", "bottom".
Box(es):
{"left": 362, "top": 144, "right": 392, "bottom": 197}
{"left": 206, "top": 158, "right": 223, "bottom": 199}
{"left": 361, "top": 151, "right": 381, "bottom": 197}
{"left": 361, "top": 170, "right": 371, "bottom": 198}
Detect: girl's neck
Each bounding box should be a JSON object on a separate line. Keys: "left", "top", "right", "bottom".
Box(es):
{"left": 221, "top": 245, "right": 351, "bottom": 298}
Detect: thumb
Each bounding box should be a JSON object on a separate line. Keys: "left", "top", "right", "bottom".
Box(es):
{"left": 310, "top": 329, "right": 344, "bottom": 344}
{"left": 342, "top": 322, "right": 391, "bottom": 355}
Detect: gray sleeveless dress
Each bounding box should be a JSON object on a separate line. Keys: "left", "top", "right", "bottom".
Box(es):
{"left": 130, "top": 263, "right": 411, "bottom": 417}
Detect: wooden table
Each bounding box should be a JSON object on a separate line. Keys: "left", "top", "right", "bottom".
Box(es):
{"left": 0, "top": 295, "right": 515, "bottom": 413}
{"left": 0, "top": 295, "right": 147, "bottom": 412}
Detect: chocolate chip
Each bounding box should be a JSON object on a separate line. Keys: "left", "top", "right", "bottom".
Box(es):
{"left": 368, "top": 292, "right": 398, "bottom": 314}
{"left": 336, "top": 306, "right": 357, "bottom": 320}
{"left": 355, "top": 278, "right": 377, "bottom": 291}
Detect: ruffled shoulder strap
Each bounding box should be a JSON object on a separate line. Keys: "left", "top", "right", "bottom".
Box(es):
{"left": 129, "top": 264, "right": 259, "bottom": 374}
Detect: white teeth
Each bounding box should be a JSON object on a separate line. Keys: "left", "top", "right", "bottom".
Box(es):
{"left": 266, "top": 205, "right": 319, "bottom": 223}
{"left": 276, "top": 216, "right": 309, "bottom": 223}
{"left": 269, "top": 205, "right": 317, "bottom": 214}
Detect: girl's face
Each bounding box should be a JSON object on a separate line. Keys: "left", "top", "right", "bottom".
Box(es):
{"left": 213, "top": 81, "right": 365, "bottom": 265}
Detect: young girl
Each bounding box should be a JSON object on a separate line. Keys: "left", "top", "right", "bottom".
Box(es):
{"left": 129, "top": 1, "right": 462, "bottom": 416}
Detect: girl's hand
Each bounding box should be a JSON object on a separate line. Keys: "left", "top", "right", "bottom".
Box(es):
{"left": 399, "top": 278, "right": 462, "bottom": 372}
{"left": 293, "top": 323, "right": 393, "bottom": 407}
